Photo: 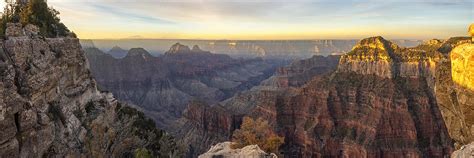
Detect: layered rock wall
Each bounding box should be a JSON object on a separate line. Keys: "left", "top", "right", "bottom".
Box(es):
{"left": 0, "top": 24, "right": 178, "bottom": 157}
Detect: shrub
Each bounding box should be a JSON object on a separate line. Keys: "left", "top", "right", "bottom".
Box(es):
{"left": 134, "top": 148, "right": 152, "bottom": 158}
{"left": 231, "top": 117, "right": 284, "bottom": 154}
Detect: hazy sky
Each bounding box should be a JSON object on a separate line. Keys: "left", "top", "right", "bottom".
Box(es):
{"left": 3, "top": 0, "right": 472, "bottom": 39}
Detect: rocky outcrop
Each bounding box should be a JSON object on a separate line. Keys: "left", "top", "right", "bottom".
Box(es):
{"left": 337, "top": 36, "right": 443, "bottom": 80}
{"left": 436, "top": 42, "right": 474, "bottom": 148}
{"left": 0, "top": 24, "right": 178, "bottom": 157}
{"left": 165, "top": 43, "right": 193, "bottom": 54}
{"left": 337, "top": 36, "right": 396, "bottom": 78}
{"left": 451, "top": 142, "right": 474, "bottom": 158}
{"left": 198, "top": 142, "right": 277, "bottom": 158}
{"left": 451, "top": 43, "right": 474, "bottom": 91}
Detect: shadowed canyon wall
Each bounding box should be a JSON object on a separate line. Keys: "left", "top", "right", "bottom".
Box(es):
{"left": 84, "top": 43, "right": 286, "bottom": 132}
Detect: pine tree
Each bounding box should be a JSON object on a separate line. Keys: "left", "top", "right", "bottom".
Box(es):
{"left": 0, "top": 0, "right": 71, "bottom": 37}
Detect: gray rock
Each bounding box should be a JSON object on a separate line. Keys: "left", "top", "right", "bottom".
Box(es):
{"left": 0, "top": 23, "right": 179, "bottom": 157}
{"left": 199, "top": 142, "right": 277, "bottom": 158}
{"left": 452, "top": 142, "right": 474, "bottom": 158}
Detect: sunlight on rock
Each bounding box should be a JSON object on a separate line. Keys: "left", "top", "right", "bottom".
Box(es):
{"left": 451, "top": 43, "right": 474, "bottom": 91}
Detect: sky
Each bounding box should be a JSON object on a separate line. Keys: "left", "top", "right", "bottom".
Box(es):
{"left": 2, "top": 0, "right": 472, "bottom": 40}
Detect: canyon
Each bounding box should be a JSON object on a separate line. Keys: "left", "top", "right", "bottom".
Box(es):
{"left": 84, "top": 43, "right": 287, "bottom": 132}
{"left": 164, "top": 36, "right": 473, "bottom": 157}
{"left": 0, "top": 0, "right": 470, "bottom": 157}
{"left": 0, "top": 22, "right": 471, "bottom": 157}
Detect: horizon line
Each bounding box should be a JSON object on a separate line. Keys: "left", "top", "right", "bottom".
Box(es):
{"left": 80, "top": 37, "right": 458, "bottom": 41}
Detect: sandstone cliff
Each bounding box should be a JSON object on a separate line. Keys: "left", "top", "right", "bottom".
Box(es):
{"left": 177, "top": 36, "right": 472, "bottom": 157}
{"left": 0, "top": 23, "right": 178, "bottom": 157}
{"left": 441, "top": 42, "right": 474, "bottom": 148}
{"left": 338, "top": 37, "right": 474, "bottom": 149}
{"left": 173, "top": 55, "right": 340, "bottom": 157}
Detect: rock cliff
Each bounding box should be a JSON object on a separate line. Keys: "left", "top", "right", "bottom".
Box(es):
{"left": 84, "top": 45, "right": 284, "bottom": 131}
{"left": 0, "top": 24, "right": 178, "bottom": 157}
{"left": 173, "top": 55, "right": 340, "bottom": 157}
{"left": 439, "top": 42, "right": 474, "bottom": 148}
{"left": 178, "top": 36, "right": 472, "bottom": 157}
{"left": 337, "top": 36, "right": 443, "bottom": 80}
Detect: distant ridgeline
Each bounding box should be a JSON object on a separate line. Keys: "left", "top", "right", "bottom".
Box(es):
{"left": 0, "top": 0, "right": 73, "bottom": 37}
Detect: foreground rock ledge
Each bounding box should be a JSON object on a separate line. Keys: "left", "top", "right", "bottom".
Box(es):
{"left": 199, "top": 142, "right": 277, "bottom": 158}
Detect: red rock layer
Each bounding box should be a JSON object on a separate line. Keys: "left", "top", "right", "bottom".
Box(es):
{"left": 245, "top": 73, "right": 453, "bottom": 157}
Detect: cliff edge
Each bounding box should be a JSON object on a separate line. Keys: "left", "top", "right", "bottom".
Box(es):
{"left": 0, "top": 23, "right": 179, "bottom": 157}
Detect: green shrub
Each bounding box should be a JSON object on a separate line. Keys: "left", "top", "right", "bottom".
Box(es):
{"left": 134, "top": 148, "right": 152, "bottom": 158}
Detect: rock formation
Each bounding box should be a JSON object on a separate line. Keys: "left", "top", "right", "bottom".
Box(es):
{"left": 451, "top": 142, "right": 474, "bottom": 158}
{"left": 107, "top": 46, "right": 128, "bottom": 58}
{"left": 0, "top": 23, "right": 178, "bottom": 157}
{"left": 177, "top": 36, "right": 473, "bottom": 157}
{"left": 83, "top": 44, "right": 286, "bottom": 144}
{"left": 173, "top": 55, "right": 340, "bottom": 157}
{"left": 198, "top": 142, "right": 277, "bottom": 158}
{"left": 440, "top": 42, "right": 474, "bottom": 148}
{"left": 165, "top": 43, "right": 193, "bottom": 55}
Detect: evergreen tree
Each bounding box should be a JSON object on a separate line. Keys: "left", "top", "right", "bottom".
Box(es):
{"left": 0, "top": 0, "right": 71, "bottom": 37}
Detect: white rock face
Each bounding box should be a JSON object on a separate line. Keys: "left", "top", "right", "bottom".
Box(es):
{"left": 199, "top": 142, "right": 278, "bottom": 158}
{"left": 451, "top": 142, "right": 474, "bottom": 158}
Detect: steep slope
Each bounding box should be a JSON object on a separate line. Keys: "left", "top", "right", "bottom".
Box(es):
{"left": 0, "top": 23, "right": 178, "bottom": 157}
{"left": 246, "top": 37, "right": 456, "bottom": 157}
{"left": 180, "top": 36, "right": 471, "bottom": 157}
{"left": 84, "top": 44, "right": 286, "bottom": 131}
{"left": 174, "top": 55, "right": 341, "bottom": 156}
{"left": 440, "top": 41, "right": 474, "bottom": 148}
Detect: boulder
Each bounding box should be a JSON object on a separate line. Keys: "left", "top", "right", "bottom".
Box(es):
{"left": 5, "top": 23, "right": 24, "bottom": 38}
{"left": 452, "top": 142, "right": 474, "bottom": 158}
{"left": 199, "top": 142, "right": 277, "bottom": 158}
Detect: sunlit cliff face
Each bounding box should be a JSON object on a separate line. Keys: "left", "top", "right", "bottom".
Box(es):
{"left": 451, "top": 43, "right": 474, "bottom": 91}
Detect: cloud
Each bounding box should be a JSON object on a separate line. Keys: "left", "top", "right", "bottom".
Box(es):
{"left": 89, "top": 4, "right": 174, "bottom": 24}
{"left": 45, "top": 0, "right": 472, "bottom": 39}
